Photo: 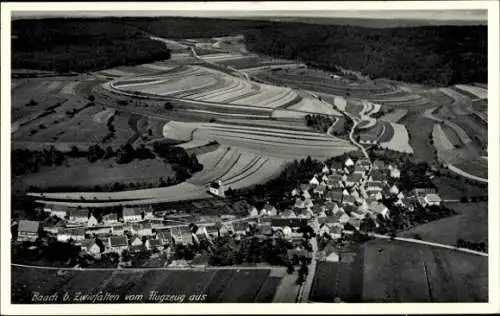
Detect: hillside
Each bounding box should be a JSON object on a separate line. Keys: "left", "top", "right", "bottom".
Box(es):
{"left": 244, "top": 23, "right": 486, "bottom": 85}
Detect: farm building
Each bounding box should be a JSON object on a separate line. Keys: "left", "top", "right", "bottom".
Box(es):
{"left": 88, "top": 215, "right": 98, "bottom": 227}
{"left": 43, "top": 205, "right": 67, "bottom": 219}
{"left": 17, "top": 220, "right": 40, "bottom": 242}
{"left": 80, "top": 239, "right": 101, "bottom": 258}
{"left": 57, "top": 227, "right": 85, "bottom": 243}
{"left": 132, "top": 222, "right": 153, "bottom": 236}
{"left": 107, "top": 236, "right": 129, "bottom": 253}
{"left": 208, "top": 180, "right": 225, "bottom": 198}
{"left": 369, "top": 169, "right": 389, "bottom": 182}
{"left": 421, "top": 193, "right": 443, "bottom": 207}
{"left": 260, "top": 203, "right": 278, "bottom": 216}
{"left": 68, "top": 209, "right": 89, "bottom": 225}
{"left": 145, "top": 238, "right": 164, "bottom": 251}
{"left": 102, "top": 213, "right": 118, "bottom": 225}
{"left": 122, "top": 207, "right": 143, "bottom": 222}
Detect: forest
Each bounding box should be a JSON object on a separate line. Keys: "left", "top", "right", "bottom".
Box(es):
{"left": 12, "top": 17, "right": 486, "bottom": 85}
{"left": 244, "top": 22, "right": 486, "bottom": 85}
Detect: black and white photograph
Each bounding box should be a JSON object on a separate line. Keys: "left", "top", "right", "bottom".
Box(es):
{"left": 1, "top": 1, "right": 498, "bottom": 314}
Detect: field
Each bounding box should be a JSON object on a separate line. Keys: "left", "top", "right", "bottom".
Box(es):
{"left": 310, "top": 260, "right": 363, "bottom": 302}
{"left": 188, "top": 145, "right": 288, "bottom": 190}
{"left": 362, "top": 239, "right": 487, "bottom": 302}
{"left": 432, "top": 175, "right": 487, "bottom": 200}
{"left": 454, "top": 84, "right": 487, "bottom": 100}
{"left": 399, "top": 111, "right": 436, "bottom": 163}
{"left": 13, "top": 157, "right": 176, "bottom": 192}
{"left": 11, "top": 266, "right": 282, "bottom": 303}
{"left": 379, "top": 122, "right": 413, "bottom": 153}
{"left": 400, "top": 202, "right": 488, "bottom": 245}
{"left": 379, "top": 109, "right": 408, "bottom": 123}
{"left": 108, "top": 65, "right": 303, "bottom": 111}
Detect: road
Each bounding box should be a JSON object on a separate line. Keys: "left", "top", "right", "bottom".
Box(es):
{"left": 296, "top": 237, "right": 318, "bottom": 302}
{"left": 343, "top": 230, "right": 488, "bottom": 257}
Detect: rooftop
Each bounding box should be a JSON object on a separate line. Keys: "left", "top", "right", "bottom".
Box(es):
{"left": 18, "top": 220, "right": 39, "bottom": 233}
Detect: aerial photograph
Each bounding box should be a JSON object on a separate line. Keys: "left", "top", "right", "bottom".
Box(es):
{"left": 8, "top": 7, "right": 489, "bottom": 304}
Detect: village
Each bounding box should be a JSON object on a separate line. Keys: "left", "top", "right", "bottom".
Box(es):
{"left": 12, "top": 154, "right": 446, "bottom": 270}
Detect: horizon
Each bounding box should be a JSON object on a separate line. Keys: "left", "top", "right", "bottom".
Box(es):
{"left": 12, "top": 10, "right": 487, "bottom": 22}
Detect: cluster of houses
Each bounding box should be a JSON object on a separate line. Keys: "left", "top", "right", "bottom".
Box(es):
{"left": 14, "top": 156, "right": 445, "bottom": 265}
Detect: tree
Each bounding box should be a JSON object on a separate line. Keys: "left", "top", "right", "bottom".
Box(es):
{"left": 164, "top": 102, "right": 173, "bottom": 110}
{"left": 88, "top": 95, "right": 95, "bottom": 103}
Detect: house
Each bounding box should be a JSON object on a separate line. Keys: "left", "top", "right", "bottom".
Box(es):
{"left": 17, "top": 220, "right": 40, "bottom": 241}
{"left": 413, "top": 188, "right": 437, "bottom": 196}
{"left": 347, "top": 218, "right": 361, "bottom": 230}
{"left": 389, "top": 185, "right": 400, "bottom": 195}
{"left": 390, "top": 167, "right": 401, "bottom": 179}
{"left": 287, "top": 246, "right": 311, "bottom": 259}
{"left": 369, "top": 169, "right": 388, "bottom": 183}
{"left": 248, "top": 206, "right": 259, "bottom": 217}
{"left": 122, "top": 207, "right": 143, "bottom": 222}
{"left": 145, "top": 238, "right": 164, "bottom": 251}
{"left": 208, "top": 180, "right": 225, "bottom": 197}
{"left": 80, "top": 239, "right": 101, "bottom": 257}
{"left": 329, "top": 226, "right": 343, "bottom": 239}
{"left": 300, "top": 183, "right": 311, "bottom": 193}
{"left": 345, "top": 173, "right": 363, "bottom": 186}
{"left": 321, "top": 244, "right": 340, "bottom": 262}
{"left": 304, "top": 198, "right": 314, "bottom": 209}
{"left": 344, "top": 157, "right": 354, "bottom": 167}
{"left": 257, "top": 224, "right": 273, "bottom": 236}
{"left": 112, "top": 224, "right": 125, "bottom": 235}
{"left": 232, "top": 221, "right": 249, "bottom": 235}
{"left": 280, "top": 226, "right": 293, "bottom": 239}
{"left": 301, "top": 189, "right": 311, "bottom": 199}
{"left": 422, "top": 193, "right": 443, "bottom": 207}
{"left": 156, "top": 229, "right": 173, "bottom": 245}
{"left": 260, "top": 203, "right": 278, "bottom": 217}
{"left": 322, "top": 165, "right": 330, "bottom": 174}
{"left": 355, "top": 158, "right": 371, "bottom": 170}
{"left": 295, "top": 208, "right": 313, "bottom": 219}
{"left": 43, "top": 205, "right": 67, "bottom": 219}
{"left": 322, "top": 174, "right": 329, "bottom": 182}
{"left": 313, "top": 184, "right": 326, "bottom": 196}
{"left": 57, "top": 227, "right": 85, "bottom": 243}
{"left": 87, "top": 214, "right": 98, "bottom": 227}
{"left": 170, "top": 226, "right": 193, "bottom": 245}
{"left": 372, "top": 159, "right": 386, "bottom": 170}
{"left": 329, "top": 161, "right": 344, "bottom": 173}
{"left": 325, "top": 191, "right": 343, "bottom": 203}
{"left": 353, "top": 164, "right": 366, "bottom": 176}
{"left": 130, "top": 236, "right": 143, "bottom": 246}
{"left": 280, "top": 209, "right": 297, "bottom": 218}
{"left": 291, "top": 188, "right": 299, "bottom": 197}
{"left": 271, "top": 218, "right": 308, "bottom": 229}
{"left": 371, "top": 202, "right": 390, "bottom": 219}
{"left": 102, "top": 213, "right": 118, "bottom": 225}
{"left": 342, "top": 195, "right": 356, "bottom": 206}
{"left": 86, "top": 225, "right": 113, "bottom": 236}
{"left": 42, "top": 216, "right": 65, "bottom": 235}
{"left": 144, "top": 207, "right": 155, "bottom": 220}
{"left": 133, "top": 222, "right": 153, "bottom": 236}
{"left": 309, "top": 176, "right": 320, "bottom": 186}
{"left": 130, "top": 244, "right": 147, "bottom": 253}
{"left": 294, "top": 199, "right": 306, "bottom": 209}
{"left": 68, "top": 209, "right": 89, "bottom": 225}
{"left": 365, "top": 181, "right": 384, "bottom": 192}
{"left": 335, "top": 211, "right": 350, "bottom": 224}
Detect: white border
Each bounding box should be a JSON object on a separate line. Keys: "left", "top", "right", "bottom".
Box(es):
{"left": 1, "top": 1, "right": 499, "bottom": 315}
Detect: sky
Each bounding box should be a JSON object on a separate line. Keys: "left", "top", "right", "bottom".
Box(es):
{"left": 12, "top": 10, "right": 487, "bottom": 22}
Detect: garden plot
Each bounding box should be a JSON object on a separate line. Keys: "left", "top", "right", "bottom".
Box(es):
{"left": 439, "top": 88, "right": 472, "bottom": 110}
{"left": 454, "top": 84, "right": 487, "bottom": 100}
{"left": 379, "top": 109, "right": 408, "bottom": 123}
{"left": 433, "top": 124, "right": 455, "bottom": 151}
{"left": 187, "top": 123, "right": 356, "bottom": 160}
{"left": 287, "top": 97, "right": 343, "bottom": 116}
{"left": 443, "top": 120, "right": 472, "bottom": 144}
{"left": 441, "top": 125, "right": 461, "bottom": 147}
{"left": 379, "top": 122, "right": 413, "bottom": 154}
